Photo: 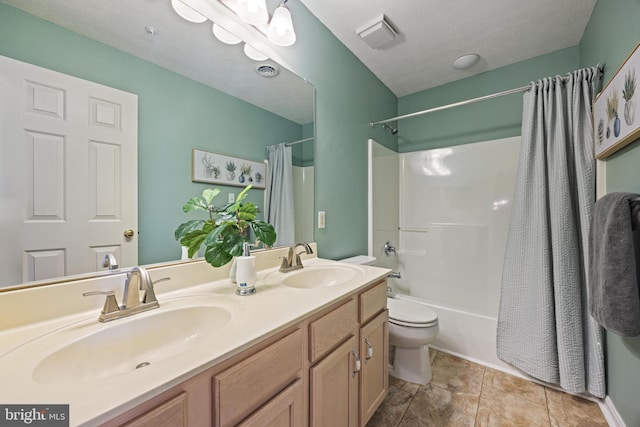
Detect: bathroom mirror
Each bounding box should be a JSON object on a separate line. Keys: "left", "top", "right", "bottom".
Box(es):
{"left": 0, "top": 0, "right": 315, "bottom": 289}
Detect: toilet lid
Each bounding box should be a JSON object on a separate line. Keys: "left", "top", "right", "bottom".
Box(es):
{"left": 388, "top": 298, "right": 438, "bottom": 327}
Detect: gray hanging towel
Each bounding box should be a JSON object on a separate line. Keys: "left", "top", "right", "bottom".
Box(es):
{"left": 589, "top": 192, "right": 640, "bottom": 336}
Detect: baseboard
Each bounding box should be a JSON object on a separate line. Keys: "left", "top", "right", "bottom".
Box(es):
{"left": 600, "top": 396, "right": 627, "bottom": 427}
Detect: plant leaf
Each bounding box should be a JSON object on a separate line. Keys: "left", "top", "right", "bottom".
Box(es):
{"left": 202, "top": 188, "right": 220, "bottom": 206}
{"left": 204, "top": 244, "right": 233, "bottom": 267}
{"left": 182, "top": 197, "right": 208, "bottom": 212}
{"left": 236, "top": 184, "right": 252, "bottom": 204}
{"left": 174, "top": 219, "right": 205, "bottom": 241}
{"left": 179, "top": 228, "right": 209, "bottom": 257}
{"left": 251, "top": 220, "right": 276, "bottom": 246}
{"left": 223, "top": 233, "right": 246, "bottom": 257}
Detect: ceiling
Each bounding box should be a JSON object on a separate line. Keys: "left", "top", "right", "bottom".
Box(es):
{"left": 300, "top": 0, "right": 597, "bottom": 97}
{"left": 2, "top": 0, "right": 597, "bottom": 109}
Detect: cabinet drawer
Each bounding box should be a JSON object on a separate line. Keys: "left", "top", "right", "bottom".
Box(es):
{"left": 213, "top": 329, "right": 303, "bottom": 427}
{"left": 122, "top": 392, "right": 187, "bottom": 427}
{"left": 359, "top": 280, "right": 387, "bottom": 324}
{"left": 309, "top": 299, "right": 357, "bottom": 363}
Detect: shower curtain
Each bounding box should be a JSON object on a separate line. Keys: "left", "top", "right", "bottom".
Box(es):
{"left": 265, "top": 143, "right": 295, "bottom": 246}
{"left": 496, "top": 66, "right": 605, "bottom": 398}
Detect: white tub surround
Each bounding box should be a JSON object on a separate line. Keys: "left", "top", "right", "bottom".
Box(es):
{"left": 0, "top": 244, "right": 390, "bottom": 426}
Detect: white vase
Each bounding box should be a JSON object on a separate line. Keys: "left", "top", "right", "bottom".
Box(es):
{"left": 624, "top": 98, "right": 635, "bottom": 126}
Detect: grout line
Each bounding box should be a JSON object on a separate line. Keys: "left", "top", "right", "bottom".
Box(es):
{"left": 395, "top": 389, "right": 418, "bottom": 427}
{"left": 474, "top": 365, "right": 487, "bottom": 424}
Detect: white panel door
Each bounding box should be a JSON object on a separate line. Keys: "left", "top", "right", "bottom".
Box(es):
{"left": 0, "top": 55, "right": 138, "bottom": 286}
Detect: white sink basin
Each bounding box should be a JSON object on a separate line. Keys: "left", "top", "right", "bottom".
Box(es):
{"left": 267, "top": 264, "right": 365, "bottom": 289}
{"left": 32, "top": 304, "right": 231, "bottom": 386}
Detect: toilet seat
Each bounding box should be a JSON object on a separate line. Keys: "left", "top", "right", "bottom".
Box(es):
{"left": 388, "top": 298, "right": 438, "bottom": 328}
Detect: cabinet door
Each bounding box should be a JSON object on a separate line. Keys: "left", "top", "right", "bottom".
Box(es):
{"left": 309, "top": 336, "right": 359, "bottom": 427}
{"left": 238, "top": 380, "right": 304, "bottom": 427}
{"left": 360, "top": 310, "right": 389, "bottom": 426}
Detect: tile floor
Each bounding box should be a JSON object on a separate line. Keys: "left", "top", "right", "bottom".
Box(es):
{"left": 367, "top": 350, "right": 609, "bottom": 427}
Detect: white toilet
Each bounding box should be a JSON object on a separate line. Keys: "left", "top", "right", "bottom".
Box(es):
{"left": 387, "top": 296, "right": 439, "bottom": 384}
{"left": 339, "top": 255, "right": 440, "bottom": 385}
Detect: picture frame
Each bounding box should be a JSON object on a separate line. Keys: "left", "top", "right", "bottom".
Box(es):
{"left": 594, "top": 42, "right": 640, "bottom": 159}
{"left": 192, "top": 149, "right": 267, "bottom": 189}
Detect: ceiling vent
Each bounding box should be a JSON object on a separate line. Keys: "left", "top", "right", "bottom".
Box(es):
{"left": 254, "top": 63, "right": 280, "bottom": 78}
{"left": 356, "top": 15, "right": 398, "bottom": 50}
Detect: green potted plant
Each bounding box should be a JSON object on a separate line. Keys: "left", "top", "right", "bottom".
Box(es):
{"left": 175, "top": 185, "right": 276, "bottom": 267}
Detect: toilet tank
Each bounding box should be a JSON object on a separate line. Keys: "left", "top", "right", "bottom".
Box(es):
{"left": 339, "top": 255, "right": 377, "bottom": 265}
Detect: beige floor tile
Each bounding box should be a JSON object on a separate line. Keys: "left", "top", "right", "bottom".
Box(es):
{"left": 430, "top": 352, "right": 485, "bottom": 396}
{"left": 475, "top": 387, "right": 550, "bottom": 427}
{"left": 545, "top": 388, "right": 608, "bottom": 427}
{"left": 483, "top": 368, "right": 547, "bottom": 406}
{"left": 366, "top": 385, "right": 414, "bottom": 427}
{"left": 389, "top": 375, "right": 421, "bottom": 396}
{"left": 399, "top": 384, "right": 479, "bottom": 427}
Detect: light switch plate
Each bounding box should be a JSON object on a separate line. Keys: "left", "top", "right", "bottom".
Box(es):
{"left": 318, "top": 211, "right": 326, "bottom": 229}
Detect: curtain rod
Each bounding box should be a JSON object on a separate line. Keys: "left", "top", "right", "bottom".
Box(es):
{"left": 284, "top": 137, "right": 314, "bottom": 147}
{"left": 370, "top": 65, "right": 605, "bottom": 127}
{"left": 266, "top": 137, "right": 314, "bottom": 148}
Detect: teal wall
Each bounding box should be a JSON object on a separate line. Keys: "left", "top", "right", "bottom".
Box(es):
{"left": 0, "top": 3, "right": 302, "bottom": 265}
{"left": 397, "top": 47, "right": 580, "bottom": 152}
{"left": 268, "top": 1, "right": 398, "bottom": 259}
{"left": 581, "top": 0, "right": 640, "bottom": 425}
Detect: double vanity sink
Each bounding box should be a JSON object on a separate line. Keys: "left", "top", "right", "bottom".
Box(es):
{"left": 0, "top": 247, "right": 386, "bottom": 426}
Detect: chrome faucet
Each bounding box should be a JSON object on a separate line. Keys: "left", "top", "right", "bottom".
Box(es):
{"left": 83, "top": 266, "right": 170, "bottom": 322}
{"left": 280, "top": 242, "right": 314, "bottom": 272}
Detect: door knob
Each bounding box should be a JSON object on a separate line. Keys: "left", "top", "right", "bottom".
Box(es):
{"left": 123, "top": 229, "right": 135, "bottom": 239}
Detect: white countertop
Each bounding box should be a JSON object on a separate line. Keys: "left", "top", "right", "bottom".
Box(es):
{"left": 0, "top": 251, "right": 389, "bottom": 426}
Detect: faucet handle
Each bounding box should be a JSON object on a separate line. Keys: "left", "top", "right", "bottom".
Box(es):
{"left": 83, "top": 290, "right": 120, "bottom": 315}
{"left": 143, "top": 276, "right": 170, "bottom": 304}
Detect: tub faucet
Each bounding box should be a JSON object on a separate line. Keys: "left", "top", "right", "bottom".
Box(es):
{"left": 83, "top": 266, "right": 170, "bottom": 322}
{"left": 388, "top": 271, "right": 401, "bottom": 279}
{"left": 280, "top": 242, "right": 314, "bottom": 272}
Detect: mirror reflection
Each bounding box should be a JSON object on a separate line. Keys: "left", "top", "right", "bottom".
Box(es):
{"left": 0, "top": 0, "right": 315, "bottom": 289}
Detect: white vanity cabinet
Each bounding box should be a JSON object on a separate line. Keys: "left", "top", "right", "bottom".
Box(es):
{"left": 99, "top": 279, "right": 388, "bottom": 427}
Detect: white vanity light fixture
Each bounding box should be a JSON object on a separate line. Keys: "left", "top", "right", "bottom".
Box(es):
{"left": 452, "top": 53, "right": 480, "bottom": 70}
{"left": 244, "top": 43, "right": 269, "bottom": 61}
{"left": 171, "top": 0, "right": 208, "bottom": 23}
{"left": 267, "top": 1, "right": 296, "bottom": 47}
{"left": 213, "top": 23, "right": 242, "bottom": 44}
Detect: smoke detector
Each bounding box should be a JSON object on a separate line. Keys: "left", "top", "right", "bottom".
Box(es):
{"left": 356, "top": 15, "right": 398, "bottom": 49}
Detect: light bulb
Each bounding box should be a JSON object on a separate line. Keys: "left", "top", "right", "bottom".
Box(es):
{"left": 236, "top": 0, "right": 269, "bottom": 26}
{"left": 267, "top": 5, "right": 296, "bottom": 46}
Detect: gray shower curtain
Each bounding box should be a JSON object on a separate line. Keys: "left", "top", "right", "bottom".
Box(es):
{"left": 497, "top": 66, "right": 605, "bottom": 398}
{"left": 265, "top": 143, "right": 295, "bottom": 246}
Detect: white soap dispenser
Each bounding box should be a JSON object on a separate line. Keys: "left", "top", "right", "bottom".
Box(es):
{"left": 235, "top": 242, "right": 256, "bottom": 296}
